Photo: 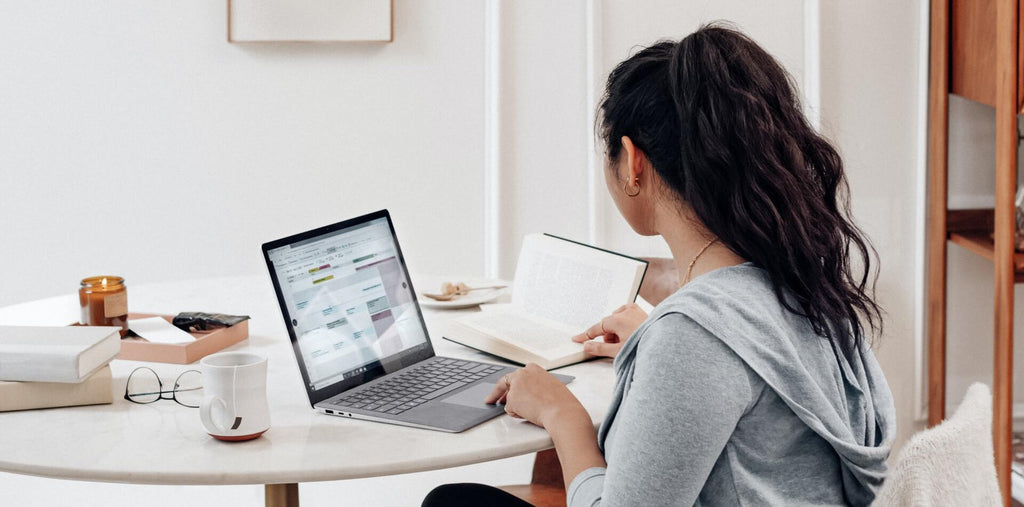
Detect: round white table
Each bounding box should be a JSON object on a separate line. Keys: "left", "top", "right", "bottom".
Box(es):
{"left": 0, "top": 275, "right": 615, "bottom": 506}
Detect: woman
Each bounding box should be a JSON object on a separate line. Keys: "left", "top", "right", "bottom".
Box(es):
{"left": 425, "top": 24, "right": 894, "bottom": 506}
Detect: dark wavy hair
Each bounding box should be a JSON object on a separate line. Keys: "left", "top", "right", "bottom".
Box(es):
{"left": 599, "top": 24, "right": 881, "bottom": 355}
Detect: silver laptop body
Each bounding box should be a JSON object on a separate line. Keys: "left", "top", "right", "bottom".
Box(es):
{"left": 262, "top": 210, "right": 568, "bottom": 432}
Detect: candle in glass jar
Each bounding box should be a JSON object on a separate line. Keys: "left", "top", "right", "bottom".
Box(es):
{"left": 79, "top": 276, "right": 128, "bottom": 336}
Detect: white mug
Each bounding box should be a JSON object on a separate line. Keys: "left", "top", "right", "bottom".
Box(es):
{"left": 199, "top": 352, "right": 270, "bottom": 441}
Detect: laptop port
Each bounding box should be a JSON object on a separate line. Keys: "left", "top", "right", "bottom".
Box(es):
{"left": 325, "top": 409, "right": 334, "bottom": 414}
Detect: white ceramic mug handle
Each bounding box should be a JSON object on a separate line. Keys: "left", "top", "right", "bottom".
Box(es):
{"left": 200, "top": 396, "right": 230, "bottom": 433}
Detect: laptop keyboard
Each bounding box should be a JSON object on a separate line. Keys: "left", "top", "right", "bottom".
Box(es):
{"left": 333, "top": 359, "right": 504, "bottom": 416}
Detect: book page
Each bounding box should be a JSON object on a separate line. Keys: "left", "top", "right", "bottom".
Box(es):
{"left": 457, "top": 310, "right": 582, "bottom": 359}
{"left": 511, "top": 234, "right": 645, "bottom": 331}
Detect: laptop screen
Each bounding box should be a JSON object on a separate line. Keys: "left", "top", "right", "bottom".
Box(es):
{"left": 263, "top": 210, "right": 434, "bottom": 405}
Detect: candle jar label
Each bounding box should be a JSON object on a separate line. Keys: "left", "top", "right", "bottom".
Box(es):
{"left": 104, "top": 291, "right": 128, "bottom": 318}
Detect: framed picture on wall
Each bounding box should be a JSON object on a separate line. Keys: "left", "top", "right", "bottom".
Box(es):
{"left": 228, "top": 0, "right": 392, "bottom": 43}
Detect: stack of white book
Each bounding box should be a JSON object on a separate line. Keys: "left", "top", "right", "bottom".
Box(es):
{"left": 0, "top": 325, "right": 121, "bottom": 411}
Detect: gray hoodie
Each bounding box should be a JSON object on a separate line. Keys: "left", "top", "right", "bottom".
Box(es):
{"left": 567, "top": 263, "right": 895, "bottom": 506}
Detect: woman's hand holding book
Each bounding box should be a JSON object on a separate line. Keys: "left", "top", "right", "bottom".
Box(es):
{"left": 571, "top": 303, "right": 648, "bottom": 358}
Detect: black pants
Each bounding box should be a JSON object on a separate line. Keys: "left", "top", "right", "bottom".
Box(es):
{"left": 422, "top": 483, "right": 534, "bottom": 507}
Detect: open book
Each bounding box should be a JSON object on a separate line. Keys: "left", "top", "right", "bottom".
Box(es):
{"left": 443, "top": 234, "right": 647, "bottom": 369}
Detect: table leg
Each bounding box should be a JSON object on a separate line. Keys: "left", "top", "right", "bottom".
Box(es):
{"left": 265, "top": 483, "right": 299, "bottom": 507}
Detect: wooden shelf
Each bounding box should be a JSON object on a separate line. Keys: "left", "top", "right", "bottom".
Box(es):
{"left": 930, "top": 2, "right": 1021, "bottom": 503}
{"left": 946, "top": 208, "right": 1024, "bottom": 282}
{"left": 933, "top": 0, "right": 1019, "bottom": 503}
{"left": 948, "top": 232, "right": 1024, "bottom": 281}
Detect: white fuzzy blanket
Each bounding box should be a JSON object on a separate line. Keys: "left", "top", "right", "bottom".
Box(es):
{"left": 873, "top": 383, "right": 1000, "bottom": 506}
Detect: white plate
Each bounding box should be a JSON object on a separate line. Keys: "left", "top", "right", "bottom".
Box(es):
{"left": 417, "top": 287, "right": 507, "bottom": 309}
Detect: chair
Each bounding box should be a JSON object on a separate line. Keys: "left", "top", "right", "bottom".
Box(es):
{"left": 498, "top": 449, "right": 566, "bottom": 507}
{"left": 873, "top": 382, "right": 1001, "bottom": 506}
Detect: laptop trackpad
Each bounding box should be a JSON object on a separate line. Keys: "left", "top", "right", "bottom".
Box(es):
{"left": 441, "top": 383, "right": 498, "bottom": 410}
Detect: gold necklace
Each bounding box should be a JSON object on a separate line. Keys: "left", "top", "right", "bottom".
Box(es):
{"left": 682, "top": 238, "right": 719, "bottom": 286}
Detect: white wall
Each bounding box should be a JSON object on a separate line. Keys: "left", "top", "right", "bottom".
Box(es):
{"left": 0, "top": 1, "right": 493, "bottom": 503}
{"left": 0, "top": 0, "right": 486, "bottom": 307}
{"left": 818, "top": 0, "right": 927, "bottom": 448}
{"left": 492, "top": 2, "right": 592, "bottom": 278}
{"left": 0, "top": 0, "right": 942, "bottom": 504}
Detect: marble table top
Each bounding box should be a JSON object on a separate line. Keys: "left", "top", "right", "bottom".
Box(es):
{"left": 0, "top": 275, "right": 615, "bottom": 485}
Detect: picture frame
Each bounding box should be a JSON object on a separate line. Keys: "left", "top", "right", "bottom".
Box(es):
{"left": 227, "top": 0, "right": 393, "bottom": 43}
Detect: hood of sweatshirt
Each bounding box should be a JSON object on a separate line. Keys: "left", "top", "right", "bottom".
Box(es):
{"left": 600, "top": 263, "right": 895, "bottom": 506}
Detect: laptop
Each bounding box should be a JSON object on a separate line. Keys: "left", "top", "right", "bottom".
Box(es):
{"left": 262, "top": 209, "right": 572, "bottom": 432}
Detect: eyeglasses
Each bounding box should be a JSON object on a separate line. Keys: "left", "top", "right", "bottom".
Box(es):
{"left": 124, "top": 367, "right": 203, "bottom": 408}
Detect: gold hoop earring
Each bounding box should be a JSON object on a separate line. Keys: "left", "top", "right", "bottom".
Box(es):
{"left": 624, "top": 179, "right": 640, "bottom": 197}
